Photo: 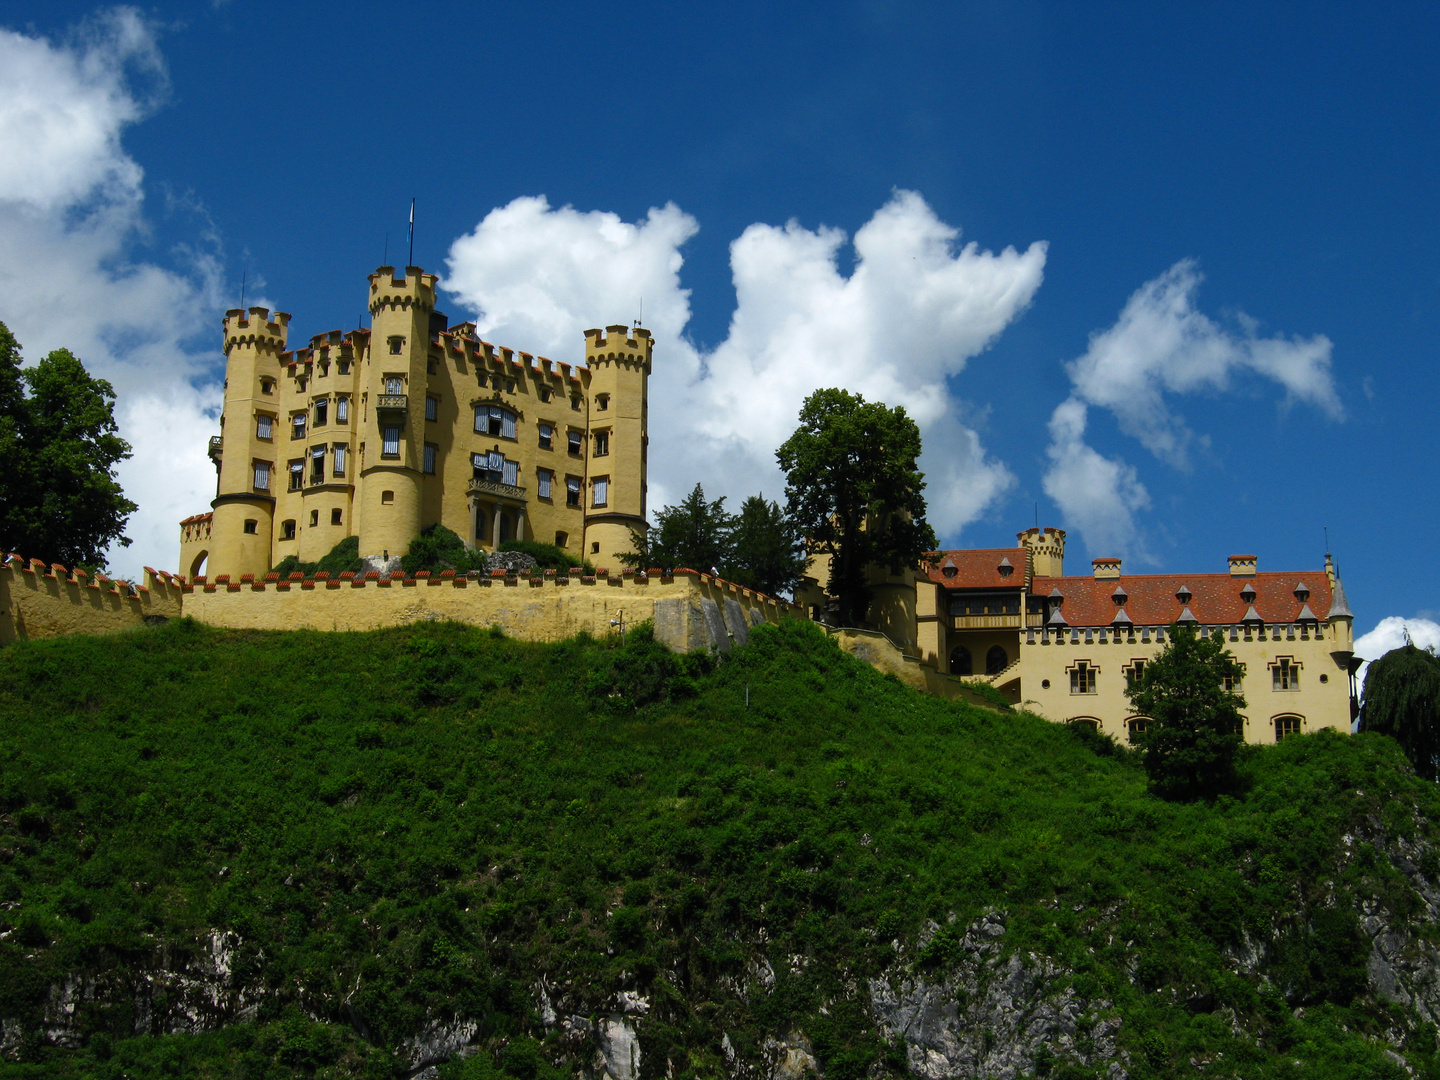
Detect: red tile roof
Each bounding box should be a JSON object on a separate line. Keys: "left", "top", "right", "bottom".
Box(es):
{"left": 923, "top": 549, "right": 1026, "bottom": 590}
{"left": 1031, "top": 571, "right": 1333, "bottom": 627}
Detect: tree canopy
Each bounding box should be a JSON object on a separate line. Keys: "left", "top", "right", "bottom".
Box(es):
{"left": 726, "top": 494, "right": 807, "bottom": 599}
{"left": 0, "top": 322, "right": 136, "bottom": 569}
{"left": 776, "top": 388, "right": 937, "bottom": 626}
{"left": 1359, "top": 644, "right": 1440, "bottom": 781}
{"left": 1127, "top": 622, "right": 1246, "bottom": 800}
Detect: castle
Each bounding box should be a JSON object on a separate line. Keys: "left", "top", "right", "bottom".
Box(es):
{"left": 181, "top": 265, "right": 649, "bottom": 581}
{"left": 796, "top": 526, "right": 1359, "bottom": 745}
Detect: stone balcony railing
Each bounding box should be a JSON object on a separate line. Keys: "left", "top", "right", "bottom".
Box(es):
{"left": 208, "top": 435, "right": 223, "bottom": 461}
{"left": 376, "top": 393, "right": 408, "bottom": 411}
{"left": 467, "top": 478, "right": 526, "bottom": 501}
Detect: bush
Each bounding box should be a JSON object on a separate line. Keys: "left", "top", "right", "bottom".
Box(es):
{"left": 499, "top": 539, "right": 592, "bottom": 573}
{"left": 269, "top": 535, "right": 362, "bottom": 578}
{"left": 401, "top": 525, "right": 487, "bottom": 576}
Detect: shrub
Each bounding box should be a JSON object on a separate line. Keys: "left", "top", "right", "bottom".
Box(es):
{"left": 498, "top": 539, "right": 592, "bottom": 573}
{"left": 401, "top": 525, "right": 486, "bottom": 576}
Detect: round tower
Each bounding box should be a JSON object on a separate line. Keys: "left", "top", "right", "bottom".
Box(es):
{"left": 210, "top": 307, "right": 290, "bottom": 578}
{"left": 1018, "top": 526, "right": 1066, "bottom": 579}
{"left": 581, "top": 325, "right": 651, "bottom": 568}
{"left": 356, "top": 266, "right": 436, "bottom": 559}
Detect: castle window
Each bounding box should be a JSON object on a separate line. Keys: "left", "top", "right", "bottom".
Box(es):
{"left": 1125, "top": 659, "right": 1147, "bottom": 690}
{"left": 256, "top": 414, "right": 273, "bottom": 439}
{"left": 506, "top": 380, "right": 515, "bottom": 394}
{"left": 281, "top": 520, "right": 296, "bottom": 541}
{"left": 243, "top": 519, "right": 257, "bottom": 534}
{"left": 594, "top": 430, "right": 610, "bottom": 457}
{"left": 566, "top": 476, "right": 581, "bottom": 507}
{"left": 592, "top": 477, "right": 609, "bottom": 507}
{"left": 336, "top": 397, "right": 349, "bottom": 423}
{"left": 475, "top": 404, "right": 516, "bottom": 439}
{"left": 1069, "top": 661, "right": 1097, "bottom": 695}
{"left": 572, "top": 395, "right": 582, "bottom": 411}
{"left": 381, "top": 490, "right": 394, "bottom": 505}
{"left": 389, "top": 337, "right": 404, "bottom": 355}
{"left": 1272, "top": 658, "right": 1300, "bottom": 691}
{"left": 1275, "top": 715, "right": 1303, "bottom": 740}
{"left": 385, "top": 376, "right": 404, "bottom": 395}
{"left": 423, "top": 443, "right": 437, "bottom": 474}
{"left": 1224, "top": 669, "right": 1242, "bottom": 693}
{"left": 567, "top": 429, "right": 582, "bottom": 454}
{"left": 292, "top": 414, "right": 306, "bottom": 439}
{"left": 540, "top": 387, "right": 552, "bottom": 403}
{"left": 539, "top": 423, "right": 554, "bottom": 450}
{"left": 597, "top": 394, "right": 609, "bottom": 412}
{"left": 288, "top": 461, "right": 303, "bottom": 491}
{"left": 309, "top": 510, "right": 319, "bottom": 527}
{"left": 313, "top": 398, "right": 328, "bottom": 427}
{"left": 253, "top": 462, "right": 270, "bottom": 490}
{"left": 331, "top": 508, "right": 342, "bottom": 525}
{"left": 985, "top": 645, "right": 1009, "bottom": 675}
{"left": 504, "top": 459, "right": 518, "bottom": 486}
{"left": 332, "top": 445, "right": 346, "bottom": 477}
{"left": 338, "top": 360, "right": 350, "bottom": 376}
{"left": 425, "top": 396, "right": 439, "bottom": 422}
{"left": 381, "top": 426, "right": 400, "bottom": 457}
{"left": 555, "top": 531, "right": 568, "bottom": 548}
{"left": 260, "top": 379, "right": 275, "bottom": 395}
{"left": 427, "top": 360, "right": 436, "bottom": 375}
{"left": 949, "top": 645, "right": 972, "bottom": 676}
{"left": 591, "top": 541, "right": 600, "bottom": 554}
{"left": 538, "top": 469, "right": 553, "bottom": 499}
{"left": 310, "top": 447, "right": 325, "bottom": 484}
{"left": 1127, "top": 717, "right": 1149, "bottom": 744}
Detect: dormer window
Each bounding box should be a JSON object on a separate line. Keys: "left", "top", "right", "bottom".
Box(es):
{"left": 942, "top": 565, "right": 957, "bottom": 579}
{"left": 1293, "top": 582, "right": 1310, "bottom": 601}
{"left": 1112, "top": 585, "right": 1128, "bottom": 605}
{"left": 998, "top": 556, "right": 1014, "bottom": 578}
{"left": 1240, "top": 582, "right": 1256, "bottom": 602}
{"left": 1175, "top": 585, "right": 1192, "bottom": 603}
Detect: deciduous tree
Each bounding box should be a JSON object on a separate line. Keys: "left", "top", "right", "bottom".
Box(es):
{"left": 1127, "top": 623, "right": 1246, "bottom": 800}
{"left": 776, "top": 388, "right": 936, "bottom": 625}
{"left": 1359, "top": 644, "right": 1440, "bottom": 781}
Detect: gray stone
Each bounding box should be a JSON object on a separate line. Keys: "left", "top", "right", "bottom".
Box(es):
{"left": 597, "top": 1016, "right": 641, "bottom": 1080}
{"left": 723, "top": 598, "right": 749, "bottom": 645}
{"left": 487, "top": 550, "right": 536, "bottom": 574}
{"left": 700, "top": 598, "right": 731, "bottom": 653}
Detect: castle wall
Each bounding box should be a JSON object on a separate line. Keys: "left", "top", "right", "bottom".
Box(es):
{"left": 180, "top": 569, "right": 789, "bottom": 651}
{"left": 0, "top": 556, "right": 183, "bottom": 644}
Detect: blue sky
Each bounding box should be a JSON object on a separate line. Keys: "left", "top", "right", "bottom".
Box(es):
{"left": 1, "top": 2, "right": 1437, "bottom": 661}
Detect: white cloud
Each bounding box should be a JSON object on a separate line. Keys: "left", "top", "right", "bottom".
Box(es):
{"left": 1064, "top": 259, "right": 1339, "bottom": 469}
{"left": 1355, "top": 616, "right": 1440, "bottom": 690}
{"left": 444, "top": 190, "right": 1045, "bottom": 537}
{"left": 0, "top": 9, "right": 223, "bottom": 578}
{"left": 1040, "top": 398, "right": 1150, "bottom": 558}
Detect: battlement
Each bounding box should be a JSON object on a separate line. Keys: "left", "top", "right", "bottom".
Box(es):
{"left": 1, "top": 553, "right": 182, "bottom": 644}
{"left": 584, "top": 325, "right": 653, "bottom": 363}
{"left": 368, "top": 265, "right": 437, "bottom": 314}
{"left": 1018, "top": 526, "right": 1066, "bottom": 578}
{"left": 223, "top": 307, "right": 291, "bottom": 355}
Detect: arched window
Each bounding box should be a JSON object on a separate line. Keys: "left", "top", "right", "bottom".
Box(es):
{"left": 1126, "top": 717, "right": 1150, "bottom": 744}
{"left": 188, "top": 550, "right": 208, "bottom": 578}
{"left": 475, "top": 506, "right": 489, "bottom": 544}
{"left": 949, "top": 645, "right": 972, "bottom": 675}
{"left": 1069, "top": 717, "right": 1100, "bottom": 732}
{"left": 1274, "top": 714, "right": 1303, "bottom": 741}
{"left": 986, "top": 645, "right": 1009, "bottom": 675}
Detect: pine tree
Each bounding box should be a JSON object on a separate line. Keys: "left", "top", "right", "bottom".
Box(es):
{"left": 620, "top": 483, "right": 734, "bottom": 573}
{"left": 724, "top": 495, "right": 806, "bottom": 598}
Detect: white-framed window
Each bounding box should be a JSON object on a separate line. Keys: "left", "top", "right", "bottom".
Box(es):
{"left": 539, "top": 423, "right": 554, "bottom": 450}
{"left": 1275, "top": 714, "right": 1303, "bottom": 740}
{"left": 385, "top": 376, "right": 404, "bottom": 394}
{"left": 1069, "top": 660, "right": 1096, "bottom": 695}
{"left": 310, "top": 447, "right": 325, "bottom": 484}
{"left": 381, "top": 426, "right": 400, "bottom": 457}
{"left": 256, "top": 414, "right": 273, "bottom": 439}
{"left": 291, "top": 413, "right": 306, "bottom": 439}
{"left": 288, "top": 461, "right": 303, "bottom": 491}
{"left": 567, "top": 429, "right": 582, "bottom": 454}
{"left": 475, "top": 404, "right": 517, "bottom": 439}
{"left": 593, "top": 477, "right": 609, "bottom": 507}
{"left": 332, "top": 444, "right": 346, "bottom": 476}
{"left": 423, "top": 443, "right": 437, "bottom": 474}
{"left": 1272, "top": 658, "right": 1300, "bottom": 691}
{"left": 313, "top": 398, "right": 328, "bottom": 426}
{"left": 425, "top": 396, "right": 438, "bottom": 422}
{"left": 538, "top": 469, "right": 553, "bottom": 499}
{"left": 1125, "top": 659, "right": 1147, "bottom": 690}
{"left": 336, "top": 396, "right": 349, "bottom": 422}
{"left": 566, "top": 476, "right": 581, "bottom": 507}
{"left": 253, "top": 462, "right": 270, "bottom": 490}
{"left": 593, "top": 430, "right": 610, "bottom": 457}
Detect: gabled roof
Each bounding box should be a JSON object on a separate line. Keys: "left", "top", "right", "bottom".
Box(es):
{"left": 922, "top": 549, "right": 1026, "bottom": 589}
{"left": 1033, "top": 570, "right": 1335, "bottom": 627}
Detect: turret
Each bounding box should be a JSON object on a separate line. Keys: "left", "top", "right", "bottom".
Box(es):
{"left": 1018, "top": 526, "right": 1066, "bottom": 579}
{"left": 357, "top": 266, "right": 437, "bottom": 559}
{"left": 581, "top": 324, "right": 652, "bottom": 568}
{"left": 209, "top": 306, "right": 290, "bottom": 578}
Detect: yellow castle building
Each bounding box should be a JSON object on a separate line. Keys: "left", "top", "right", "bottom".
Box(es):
{"left": 181, "top": 265, "right": 650, "bottom": 580}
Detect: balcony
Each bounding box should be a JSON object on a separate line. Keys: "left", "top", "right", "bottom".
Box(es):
{"left": 376, "top": 393, "right": 408, "bottom": 412}
{"left": 468, "top": 478, "right": 526, "bottom": 501}
{"left": 951, "top": 613, "right": 1023, "bottom": 630}
{"left": 207, "top": 435, "right": 223, "bottom": 461}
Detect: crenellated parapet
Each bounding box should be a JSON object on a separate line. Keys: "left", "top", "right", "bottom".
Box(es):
{"left": 1, "top": 554, "right": 182, "bottom": 644}
{"left": 584, "top": 324, "right": 653, "bottom": 372}
{"left": 223, "top": 307, "right": 291, "bottom": 356}
{"left": 368, "top": 265, "right": 437, "bottom": 315}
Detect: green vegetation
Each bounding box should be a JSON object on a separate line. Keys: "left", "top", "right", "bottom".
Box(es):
{"left": 1360, "top": 643, "right": 1440, "bottom": 781}
{"left": 0, "top": 619, "right": 1437, "bottom": 1078}
{"left": 0, "top": 320, "right": 136, "bottom": 569}
{"left": 777, "top": 389, "right": 937, "bottom": 624}
{"left": 401, "top": 525, "right": 488, "bottom": 576}
{"left": 496, "top": 539, "right": 593, "bottom": 573}
{"left": 270, "top": 536, "right": 364, "bottom": 579}
{"left": 1128, "top": 623, "right": 1246, "bottom": 800}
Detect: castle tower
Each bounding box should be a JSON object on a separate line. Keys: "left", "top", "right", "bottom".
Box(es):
{"left": 582, "top": 325, "right": 651, "bottom": 568}
{"left": 210, "top": 307, "right": 290, "bottom": 578}
{"left": 358, "top": 266, "right": 436, "bottom": 559}
{"left": 1018, "top": 526, "right": 1066, "bottom": 579}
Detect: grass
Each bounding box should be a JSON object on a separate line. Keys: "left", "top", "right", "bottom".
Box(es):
{"left": 0, "top": 617, "right": 1436, "bottom": 1078}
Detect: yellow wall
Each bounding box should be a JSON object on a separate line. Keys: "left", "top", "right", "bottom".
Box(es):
{"left": 1, "top": 557, "right": 183, "bottom": 644}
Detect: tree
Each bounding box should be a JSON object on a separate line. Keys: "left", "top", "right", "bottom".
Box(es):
{"left": 1127, "top": 623, "right": 1246, "bottom": 800}
{"left": 620, "top": 483, "right": 734, "bottom": 573}
{"left": 776, "top": 388, "right": 937, "bottom": 626}
{"left": 1358, "top": 644, "right": 1440, "bottom": 780}
{"left": 723, "top": 495, "right": 807, "bottom": 598}
{"left": 0, "top": 323, "right": 136, "bottom": 569}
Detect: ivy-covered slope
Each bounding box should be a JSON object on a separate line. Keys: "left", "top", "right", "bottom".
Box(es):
{"left": 0, "top": 618, "right": 1438, "bottom": 1080}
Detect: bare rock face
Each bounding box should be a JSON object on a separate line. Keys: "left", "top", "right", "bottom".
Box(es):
{"left": 596, "top": 1015, "right": 641, "bottom": 1080}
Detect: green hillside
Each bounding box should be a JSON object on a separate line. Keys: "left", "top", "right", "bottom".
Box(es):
{"left": 0, "top": 618, "right": 1437, "bottom": 1079}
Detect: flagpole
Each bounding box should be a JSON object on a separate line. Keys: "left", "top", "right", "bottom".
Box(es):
{"left": 408, "top": 198, "right": 415, "bottom": 267}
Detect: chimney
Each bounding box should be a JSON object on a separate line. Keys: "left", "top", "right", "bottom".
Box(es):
{"left": 1228, "top": 554, "right": 1257, "bottom": 577}
{"left": 1092, "top": 557, "right": 1121, "bottom": 580}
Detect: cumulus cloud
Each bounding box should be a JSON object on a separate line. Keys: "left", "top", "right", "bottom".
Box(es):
{"left": 1043, "top": 259, "right": 1341, "bottom": 558}
{"left": 0, "top": 9, "right": 224, "bottom": 578}
{"left": 444, "top": 190, "right": 1045, "bottom": 536}
{"left": 1355, "top": 617, "right": 1440, "bottom": 690}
